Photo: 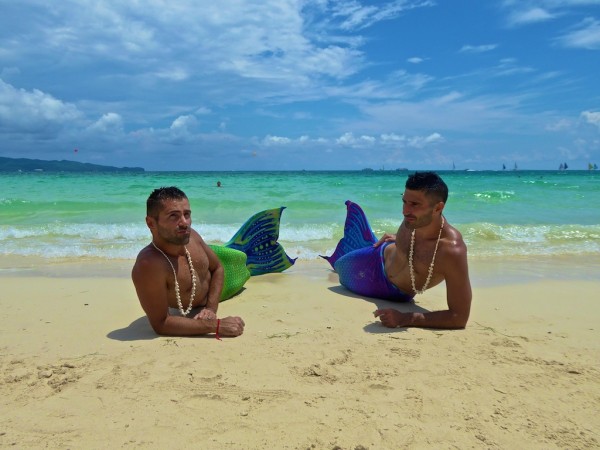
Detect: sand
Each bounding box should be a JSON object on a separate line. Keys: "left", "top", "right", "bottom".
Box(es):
{"left": 1, "top": 259, "right": 599, "bottom": 449}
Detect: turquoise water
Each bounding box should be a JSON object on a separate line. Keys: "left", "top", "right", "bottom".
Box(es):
{"left": 1, "top": 170, "right": 599, "bottom": 262}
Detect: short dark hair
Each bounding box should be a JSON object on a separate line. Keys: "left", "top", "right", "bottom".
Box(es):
{"left": 405, "top": 171, "right": 448, "bottom": 203}
{"left": 146, "top": 186, "right": 188, "bottom": 218}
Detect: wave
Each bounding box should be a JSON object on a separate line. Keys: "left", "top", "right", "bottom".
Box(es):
{"left": 1, "top": 221, "right": 599, "bottom": 260}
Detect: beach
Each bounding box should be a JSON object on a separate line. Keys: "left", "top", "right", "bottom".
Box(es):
{"left": 1, "top": 258, "right": 599, "bottom": 449}
{"left": 2, "top": 169, "right": 599, "bottom": 448}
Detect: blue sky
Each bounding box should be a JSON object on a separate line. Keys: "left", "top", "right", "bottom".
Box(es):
{"left": 1, "top": 0, "right": 599, "bottom": 171}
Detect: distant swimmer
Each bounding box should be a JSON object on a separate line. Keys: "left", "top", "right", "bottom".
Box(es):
{"left": 217, "top": 181, "right": 222, "bottom": 187}
{"left": 323, "top": 172, "right": 472, "bottom": 329}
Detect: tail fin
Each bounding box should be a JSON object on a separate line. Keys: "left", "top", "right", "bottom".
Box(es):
{"left": 225, "top": 207, "right": 297, "bottom": 276}
{"left": 320, "top": 200, "right": 377, "bottom": 269}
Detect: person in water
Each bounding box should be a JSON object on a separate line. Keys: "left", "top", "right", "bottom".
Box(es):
{"left": 132, "top": 186, "right": 245, "bottom": 337}
{"left": 324, "top": 172, "right": 472, "bottom": 329}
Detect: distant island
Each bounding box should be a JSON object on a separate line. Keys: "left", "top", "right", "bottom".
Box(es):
{"left": 0, "top": 156, "right": 144, "bottom": 173}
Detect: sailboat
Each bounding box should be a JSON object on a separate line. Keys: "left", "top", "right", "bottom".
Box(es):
{"left": 502, "top": 163, "right": 506, "bottom": 170}
{"left": 512, "top": 162, "right": 518, "bottom": 171}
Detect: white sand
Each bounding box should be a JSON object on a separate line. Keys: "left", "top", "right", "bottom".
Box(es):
{"left": 1, "top": 260, "right": 599, "bottom": 449}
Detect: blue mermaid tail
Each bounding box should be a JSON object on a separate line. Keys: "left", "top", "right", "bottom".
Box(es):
{"left": 322, "top": 200, "right": 413, "bottom": 302}
{"left": 225, "top": 207, "right": 297, "bottom": 276}
{"left": 208, "top": 207, "right": 295, "bottom": 301}
{"left": 321, "top": 200, "right": 377, "bottom": 269}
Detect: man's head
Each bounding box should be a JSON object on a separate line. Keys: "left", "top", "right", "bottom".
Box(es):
{"left": 146, "top": 186, "right": 191, "bottom": 245}
{"left": 405, "top": 171, "right": 448, "bottom": 205}
{"left": 147, "top": 186, "right": 188, "bottom": 219}
{"left": 402, "top": 172, "right": 447, "bottom": 230}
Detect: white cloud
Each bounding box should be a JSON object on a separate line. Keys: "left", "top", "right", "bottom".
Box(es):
{"left": 0, "top": 79, "right": 82, "bottom": 134}
{"left": 381, "top": 133, "right": 406, "bottom": 142}
{"left": 170, "top": 115, "right": 197, "bottom": 132}
{"left": 87, "top": 112, "right": 123, "bottom": 133}
{"left": 333, "top": 131, "right": 442, "bottom": 149}
{"left": 493, "top": 58, "right": 535, "bottom": 77}
{"left": 154, "top": 67, "right": 190, "bottom": 82}
{"left": 407, "top": 57, "right": 425, "bottom": 64}
{"left": 336, "top": 132, "right": 376, "bottom": 146}
{"left": 166, "top": 115, "right": 199, "bottom": 143}
{"left": 581, "top": 110, "right": 600, "bottom": 128}
{"left": 557, "top": 17, "right": 600, "bottom": 49}
{"left": 459, "top": 44, "right": 498, "bottom": 53}
{"left": 507, "top": 8, "right": 555, "bottom": 26}
{"left": 331, "top": 0, "right": 435, "bottom": 31}
{"left": 263, "top": 135, "right": 292, "bottom": 145}
{"left": 546, "top": 118, "right": 573, "bottom": 131}
{"left": 408, "top": 132, "right": 444, "bottom": 148}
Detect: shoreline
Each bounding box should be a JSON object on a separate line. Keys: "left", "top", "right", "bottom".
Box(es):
{"left": 1, "top": 253, "right": 599, "bottom": 287}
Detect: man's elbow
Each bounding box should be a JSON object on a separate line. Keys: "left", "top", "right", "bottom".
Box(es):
{"left": 148, "top": 317, "right": 170, "bottom": 336}
{"left": 449, "top": 310, "right": 470, "bottom": 329}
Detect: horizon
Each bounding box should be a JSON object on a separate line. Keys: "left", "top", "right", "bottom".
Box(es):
{"left": 2, "top": 154, "right": 597, "bottom": 173}
{"left": 1, "top": 1, "right": 599, "bottom": 171}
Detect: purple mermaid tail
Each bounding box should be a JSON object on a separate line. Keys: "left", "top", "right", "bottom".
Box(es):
{"left": 321, "top": 201, "right": 377, "bottom": 268}
{"left": 322, "top": 201, "right": 413, "bottom": 302}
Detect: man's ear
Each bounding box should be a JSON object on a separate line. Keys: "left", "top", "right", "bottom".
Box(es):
{"left": 145, "top": 216, "right": 155, "bottom": 230}
{"left": 434, "top": 201, "right": 445, "bottom": 215}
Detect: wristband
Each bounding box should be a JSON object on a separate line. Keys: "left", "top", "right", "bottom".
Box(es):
{"left": 215, "top": 319, "right": 222, "bottom": 340}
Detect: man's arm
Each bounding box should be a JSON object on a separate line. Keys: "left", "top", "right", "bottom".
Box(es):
{"left": 131, "top": 254, "right": 243, "bottom": 336}
{"left": 375, "top": 241, "right": 472, "bottom": 330}
{"left": 195, "top": 234, "right": 224, "bottom": 318}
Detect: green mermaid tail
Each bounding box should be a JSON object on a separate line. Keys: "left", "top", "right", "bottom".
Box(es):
{"left": 208, "top": 245, "right": 251, "bottom": 301}
{"left": 211, "top": 207, "right": 296, "bottom": 301}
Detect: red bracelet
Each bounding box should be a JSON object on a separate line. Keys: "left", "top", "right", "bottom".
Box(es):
{"left": 215, "top": 319, "right": 222, "bottom": 340}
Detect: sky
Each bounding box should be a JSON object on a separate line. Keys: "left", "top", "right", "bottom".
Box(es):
{"left": 1, "top": 0, "right": 599, "bottom": 171}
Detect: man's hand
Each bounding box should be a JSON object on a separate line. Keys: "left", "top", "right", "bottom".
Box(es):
{"left": 373, "top": 233, "right": 396, "bottom": 248}
{"left": 215, "top": 316, "right": 245, "bottom": 337}
{"left": 374, "top": 308, "right": 409, "bottom": 328}
{"left": 193, "top": 308, "right": 217, "bottom": 320}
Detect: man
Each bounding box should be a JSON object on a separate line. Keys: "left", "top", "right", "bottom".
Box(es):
{"left": 132, "top": 186, "right": 245, "bottom": 337}
{"left": 373, "top": 171, "right": 472, "bottom": 329}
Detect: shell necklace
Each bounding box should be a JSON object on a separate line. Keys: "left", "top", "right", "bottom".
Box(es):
{"left": 408, "top": 216, "right": 444, "bottom": 295}
{"left": 151, "top": 241, "right": 197, "bottom": 316}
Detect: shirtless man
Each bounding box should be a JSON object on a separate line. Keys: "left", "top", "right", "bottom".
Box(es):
{"left": 131, "top": 186, "right": 245, "bottom": 337}
{"left": 373, "top": 172, "right": 472, "bottom": 329}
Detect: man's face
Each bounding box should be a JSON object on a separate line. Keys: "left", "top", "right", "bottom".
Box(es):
{"left": 150, "top": 198, "right": 192, "bottom": 245}
{"left": 401, "top": 189, "right": 438, "bottom": 230}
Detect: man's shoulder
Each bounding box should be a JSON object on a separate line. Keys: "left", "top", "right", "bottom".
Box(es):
{"left": 441, "top": 224, "right": 467, "bottom": 255}
{"left": 132, "top": 245, "right": 163, "bottom": 274}
{"left": 135, "top": 244, "right": 154, "bottom": 260}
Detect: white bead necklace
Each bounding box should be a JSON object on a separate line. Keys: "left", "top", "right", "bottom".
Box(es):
{"left": 408, "top": 216, "right": 444, "bottom": 295}
{"left": 151, "top": 241, "right": 197, "bottom": 316}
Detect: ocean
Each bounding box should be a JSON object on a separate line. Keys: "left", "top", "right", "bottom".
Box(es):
{"left": 1, "top": 170, "right": 599, "bottom": 282}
